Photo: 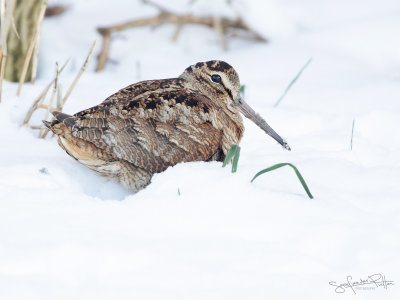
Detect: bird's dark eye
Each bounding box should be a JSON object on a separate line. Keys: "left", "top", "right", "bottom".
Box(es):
{"left": 211, "top": 74, "right": 221, "bottom": 83}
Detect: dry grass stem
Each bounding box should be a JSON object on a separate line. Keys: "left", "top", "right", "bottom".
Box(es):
{"left": 39, "top": 103, "right": 59, "bottom": 111}
{"left": 0, "top": 0, "right": 16, "bottom": 102}
{"left": 56, "top": 83, "right": 62, "bottom": 109}
{"left": 22, "top": 82, "right": 51, "bottom": 126}
{"left": 30, "top": 43, "right": 40, "bottom": 84}
{"left": 62, "top": 39, "right": 97, "bottom": 105}
{"left": 31, "top": 3, "right": 46, "bottom": 85}
{"left": 40, "top": 84, "right": 62, "bottom": 138}
{"left": 0, "top": 0, "right": 8, "bottom": 103}
{"left": 0, "top": 55, "right": 6, "bottom": 103}
{"left": 24, "top": 41, "right": 95, "bottom": 138}
{"left": 171, "top": 22, "right": 183, "bottom": 42}
{"left": 23, "top": 58, "right": 69, "bottom": 126}
{"left": 350, "top": 119, "right": 355, "bottom": 150}
{"left": 95, "top": 33, "right": 110, "bottom": 72}
{"left": 10, "top": 12, "right": 18, "bottom": 39}
{"left": 95, "top": 0, "right": 266, "bottom": 71}
{"left": 40, "top": 62, "right": 59, "bottom": 138}
{"left": 16, "top": 0, "right": 48, "bottom": 96}
{"left": 213, "top": 16, "right": 226, "bottom": 51}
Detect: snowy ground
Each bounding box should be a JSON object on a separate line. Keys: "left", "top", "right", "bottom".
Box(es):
{"left": 1, "top": 0, "right": 400, "bottom": 299}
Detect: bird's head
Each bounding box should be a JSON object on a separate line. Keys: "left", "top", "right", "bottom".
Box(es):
{"left": 180, "top": 60, "right": 291, "bottom": 150}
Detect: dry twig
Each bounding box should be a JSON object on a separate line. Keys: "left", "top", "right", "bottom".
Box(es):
{"left": 45, "top": 5, "right": 67, "bottom": 17}
{"left": 95, "top": 0, "right": 266, "bottom": 71}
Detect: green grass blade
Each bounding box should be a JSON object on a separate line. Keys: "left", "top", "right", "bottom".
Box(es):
{"left": 222, "top": 144, "right": 241, "bottom": 173}
{"left": 350, "top": 118, "right": 355, "bottom": 150}
{"left": 274, "top": 58, "right": 312, "bottom": 108}
{"left": 251, "top": 163, "right": 314, "bottom": 199}
{"left": 232, "top": 146, "right": 240, "bottom": 173}
{"left": 240, "top": 85, "right": 245, "bottom": 98}
{"left": 222, "top": 145, "right": 237, "bottom": 167}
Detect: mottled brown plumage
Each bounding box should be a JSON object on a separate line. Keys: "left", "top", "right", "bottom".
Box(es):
{"left": 44, "top": 60, "right": 290, "bottom": 192}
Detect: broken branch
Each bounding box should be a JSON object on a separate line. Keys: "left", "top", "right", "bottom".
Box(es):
{"left": 95, "top": 2, "right": 266, "bottom": 71}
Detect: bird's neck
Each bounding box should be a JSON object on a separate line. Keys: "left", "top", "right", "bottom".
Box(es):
{"left": 217, "top": 108, "right": 245, "bottom": 155}
{"left": 179, "top": 75, "right": 244, "bottom": 153}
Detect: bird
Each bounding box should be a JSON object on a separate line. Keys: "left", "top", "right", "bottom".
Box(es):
{"left": 44, "top": 60, "right": 290, "bottom": 193}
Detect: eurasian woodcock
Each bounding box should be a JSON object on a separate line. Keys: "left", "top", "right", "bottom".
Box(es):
{"left": 44, "top": 60, "right": 290, "bottom": 192}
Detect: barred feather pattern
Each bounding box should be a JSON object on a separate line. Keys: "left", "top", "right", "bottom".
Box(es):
{"left": 44, "top": 61, "right": 244, "bottom": 192}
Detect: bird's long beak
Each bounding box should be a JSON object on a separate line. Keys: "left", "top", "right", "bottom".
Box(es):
{"left": 234, "top": 96, "right": 291, "bottom": 151}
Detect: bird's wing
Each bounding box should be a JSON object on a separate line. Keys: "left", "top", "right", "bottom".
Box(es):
{"left": 101, "top": 78, "right": 183, "bottom": 105}
{"left": 55, "top": 87, "right": 222, "bottom": 173}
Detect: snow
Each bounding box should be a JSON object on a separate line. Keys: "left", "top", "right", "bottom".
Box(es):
{"left": 1, "top": 0, "right": 400, "bottom": 299}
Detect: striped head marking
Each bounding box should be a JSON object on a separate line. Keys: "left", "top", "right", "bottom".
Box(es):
{"left": 180, "top": 60, "right": 291, "bottom": 151}
{"left": 180, "top": 60, "right": 240, "bottom": 110}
